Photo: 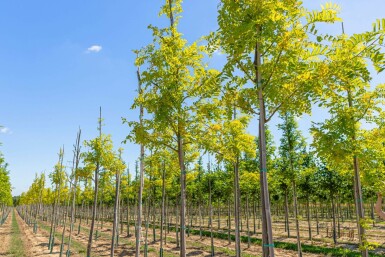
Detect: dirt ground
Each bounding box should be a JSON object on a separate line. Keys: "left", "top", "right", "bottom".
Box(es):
{"left": 50, "top": 219, "right": 325, "bottom": 257}
{"left": 0, "top": 212, "right": 11, "bottom": 256}
{"left": 16, "top": 210, "right": 86, "bottom": 257}
{"left": 5, "top": 209, "right": 385, "bottom": 256}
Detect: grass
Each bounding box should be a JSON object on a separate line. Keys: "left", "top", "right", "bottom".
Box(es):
{"left": 189, "top": 240, "right": 258, "bottom": 257}
{"left": 129, "top": 220, "right": 384, "bottom": 257}
{"left": 42, "top": 217, "right": 385, "bottom": 257}
{"left": 9, "top": 210, "right": 26, "bottom": 257}
{"left": 37, "top": 221, "right": 93, "bottom": 257}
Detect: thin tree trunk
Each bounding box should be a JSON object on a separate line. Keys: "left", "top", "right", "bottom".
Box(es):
{"left": 255, "top": 25, "right": 274, "bottom": 257}
{"left": 284, "top": 188, "right": 290, "bottom": 238}
{"left": 86, "top": 108, "right": 102, "bottom": 257}
{"left": 292, "top": 181, "right": 302, "bottom": 257}
{"left": 227, "top": 198, "right": 231, "bottom": 244}
{"left": 375, "top": 193, "right": 385, "bottom": 220}
{"left": 331, "top": 196, "right": 337, "bottom": 245}
{"left": 49, "top": 149, "right": 64, "bottom": 253}
{"left": 177, "top": 133, "right": 187, "bottom": 257}
{"left": 306, "top": 198, "right": 312, "bottom": 241}
{"left": 348, "top": 90, "right": 368, "bottom": 257}
{"left": 67, "top": 129, "right": 81, "bottom": 257}
{"left": 135, "top": 66, "right": 145, "bottom": 257}
{"left": 160, "top": 162, "right": 166, "bottom": 257}
{"left": 208, "top": 162, "right": 214, "bottom": 257}
{"left": 111, "top": 168, "right": 121, "bottom": 257}
{"left": 253, "top": 196, "right": 256, "bottom": 235}
{"left": 234, "top": 155, "right": 241, "bottom": 257}
{"left": 246, "top": 195, "right": 251, "bottom": 248}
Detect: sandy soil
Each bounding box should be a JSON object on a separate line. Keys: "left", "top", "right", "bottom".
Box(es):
{"left": 52, "top": 219, "right": 325, "bottom": 257}
{"left": 15, "top": 210, "right": 83, "bottom": 257}
{"left": 0, "top": 212, "right": 11, "bottom": 256}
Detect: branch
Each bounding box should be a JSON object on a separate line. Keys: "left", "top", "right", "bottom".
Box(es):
{"left": 235, "top": 59, "right": 256, "bottom": 84}
{"left": 262, "top": 50, "right": 283, "bottom": 91}
{"left": 265, "top": 84, "right": 302, "bottom": 123}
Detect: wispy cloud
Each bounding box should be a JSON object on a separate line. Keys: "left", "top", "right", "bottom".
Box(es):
{"left": 86, "top": 45, "right": 102, "bottom": 53}
{"left": 213, "top": 49, "right": 223, "bottom": 56}
{"left": 0, "top": 127, "right": 11, "bottom": 134}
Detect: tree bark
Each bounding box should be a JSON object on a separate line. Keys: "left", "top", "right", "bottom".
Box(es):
{"left": 111, "top": 169, "right": 121, "bottom": 257}
{"left": 255, "top": 25, "right": 275, "bottom": 257}
{"left": 375, "top": 193, "right": 385, "bottom": 220}
{"left": 87, "top": 108, "right": 102, "bottom": 257}
{"left": 160, "top": 162, "right": 166, "bottom": 257}
{"left": 284, "top": 189, "right": 290, "bottom": 238}
{"left": 135, "top": 67, "right": 145, "bottom": 257}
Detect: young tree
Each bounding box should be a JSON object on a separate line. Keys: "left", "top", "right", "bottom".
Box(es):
{"left": 312, "top": 23, "right": 385, "bottom": 256}
{"left": 213, "top": 2, "right": 341, "bottom": 255}
{"left": 125, "top": 1, "right": 220, "bottom": 256}
{"left": 111, "top": 149, "right": 126, "bottom": 257}
{"left": 200, "top": 87, "right": 256, "bottom": 257}
{"left": 67, "top": 129, "right": 82, "bottom": 257}
{"left": 0, "top": 151, "right": 13, "bottom": 207}
{"left": 84, "top": 109, "right": 102, "bottom": 257}
{"left": 48, "top": 148, "right": 66, "bottom": 253}
{"left": 83, "top": 109, "right": 121, "bottom": 256}
{"left": 278, "top": 112, "right": 306, "bottom": 257}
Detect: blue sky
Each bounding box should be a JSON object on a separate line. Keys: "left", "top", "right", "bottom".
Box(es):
{"left": 0, "top": 0, "right": 384, "bottom": 195}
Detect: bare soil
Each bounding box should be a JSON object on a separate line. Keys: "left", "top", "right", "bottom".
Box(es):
{"left": 0, "top": 212, "right": 11, "bottom": 256}
{"left": 52, "top": 219, "right": 325, "bottom": 257}
{"left": 14, "top": 210, "right": 83, "bottom": 257}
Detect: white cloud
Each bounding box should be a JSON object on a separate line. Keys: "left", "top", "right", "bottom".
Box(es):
{"left": 213, "top": 49, "right": 223, "bottom": 56}
{"left": 0, "top": 127, "right": 11, "bottom": 134}
{"left": 86, "top": 45, "right": 102, "bottom": 53}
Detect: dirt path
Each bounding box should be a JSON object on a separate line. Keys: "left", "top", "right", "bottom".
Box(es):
{"left": 0, "top": 211, "right": 12, "bottom": 256}
{"left": 15, "top": 210, "right": 56, "bottom": 256}
{"left": 15, "top": 210, "right": 83, "bottom": 257}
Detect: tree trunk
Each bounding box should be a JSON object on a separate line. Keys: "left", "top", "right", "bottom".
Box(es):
{"left": 160, "top": 162, "right": 166, "bottom": 257}
{"left": 353, "top": 156, "right": 368, "bottom": 257}
{"left": 177, "top": 133, "right": 187, "bottom": 257}
{"left": 246, "top": 195, "right": 251, "bottom": 248}
{"left": 111, "top": 169, "right": 121, "bottom": 257}
{"left": 227, "top": 198, "right": 231, "bottom": 244}
{"left": 292, "top": 181, "right": 302, "bottom": 257}
{"left": 255, "top": 25, "right": 275, "bottom": 257}
{"left": 375, "top": 193, "right": 385, "bottom": 220}
{"left": 306, "top": 198, "right": 312, "bottom": 241}
{"left": 208, "top": 164, "right": 215, "bottom": 257}
{"left": 331, "top": 196, "right": 337, "bottom": 245}
{"left": 284, "top": 189, "right": 290, "bottom": 238}
{"left": 234, "top": 158, "right": 241, "bottom": 257}
{"left": 67, "top": 129, "right": 81, "bottom": 257}
{"left": 86, "top": 163, "right": 100, "bottom": 257}
{"left": 135, "top": 67, "right": 145, "bottom": 257}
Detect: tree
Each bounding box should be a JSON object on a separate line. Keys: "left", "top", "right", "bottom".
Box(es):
{"left": 83, "top": 109, "right": 122, "bottom": 256}
{"left": 311, "top": 160, "right": 343, "bottom": 245}
{"left": 200, "top": 87, "right": 256, "bottom": 257}
{"left": 67, "top": 129, "right": 82, "bottom": 257}
{"left": 48, "top": 147, "right": 66, "bottom": 253}
{"left": 312, "top": 22, "right": 385, "bottom": 256}
{"left": 111, "top": 149, "right": 126, "bottom": 257}
{"left": 0, "top": 150, "right": 13, "bottom": 207}
{"left": 213, "top": 2, "right": 341, "bottom": 255}
{"left": 278, "top": 112, "right": 306, "bottom": 257}
{"left": 125, "top": 1, "right": 220, "bottom": 256}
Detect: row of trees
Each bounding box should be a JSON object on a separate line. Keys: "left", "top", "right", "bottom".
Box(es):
{"left": 126, "top": 1, "right": 385, "bottom": 257}
{"left": 0, "top": 131, "right": 12, "bottom": 208}
{"left": 17, "top": 111, "right": 385, "bottom": 256}
{"left": 16, "top": 1, "right": 385, "bottom": 257}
